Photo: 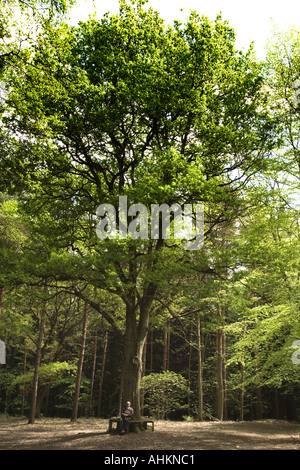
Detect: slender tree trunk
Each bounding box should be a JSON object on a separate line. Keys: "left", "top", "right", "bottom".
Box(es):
{"left": 162, "top": 320, "right": 171, "bottom": 419}
{"left": 150, "top": 330, "right": 153, "bottom": 374}
{"left": 163, "top": 328, "right": 168, "bottom": 372}
{"left": 89, "top": 331, "right": 98, "bottom": 416}
{"left": 142, "top": 337, "right": 147, "bottom": 377}
{"left": 216, "top": 306, "right": 224, "bottom": 420}
{"left": 28, "top": 285, "right": 47, "bottom": 424}
{"left": 239, "top": 362, "right": 245, "bottom": 421}
{"left": 0, "top": 287, "right": 4, "bottom": 317}
{"left": 239, "top": 319, "right": 247, "bottom": 421}
{"left": 187, "top": 320, "right": 193, "bottom": 416}
{"left": 71, "top": 300, "right": 89, "bottom": 422}
{"left": 197, "top": 315, "right": 204, "bottom": 421}
{"left": 97, "top": 330, "right": 108, "bottom": 418}
{"left": 222, "top": 331, "right": 227, "bottom": 420}
{"left": 140, "top": 337, "right": 147, "bottom": 413}
{"left": 21, "top": 344, "right": 27, "bottom": 416}
{"left": 167, "top": 323, "right": 170, "bottom": 371}
{"left": 253, "top": 301, "right": 262, "bottom": 419}
{"left": 0, "top": 287, "right": 7, "bottom": 345}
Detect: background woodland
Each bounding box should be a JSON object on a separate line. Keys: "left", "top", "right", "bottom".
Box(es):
{"left": 0, "top": 0, "right": 300, "bottom": 423}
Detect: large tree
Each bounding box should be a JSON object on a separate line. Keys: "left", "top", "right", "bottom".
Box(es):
{"left": 1, "top": 0, "right": 276, "bottom": 421}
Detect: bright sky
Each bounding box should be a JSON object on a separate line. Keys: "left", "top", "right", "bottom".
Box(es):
{"left": 69, "top": 0, "right": 300, "bottom": 58}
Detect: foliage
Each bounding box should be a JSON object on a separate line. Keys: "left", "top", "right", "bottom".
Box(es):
{"left": 15, "top": 361, "right": 76, "bottom": 392}
{"left": 141, "top": 371, "right": 188, "bottom": 419}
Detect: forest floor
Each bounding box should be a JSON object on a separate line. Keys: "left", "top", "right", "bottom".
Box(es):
{"left": 0, "top": 416, "right": 299, "bottom": 450}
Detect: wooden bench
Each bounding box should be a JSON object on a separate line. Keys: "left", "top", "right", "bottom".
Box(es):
{"left": 108, "top": 417, "right": 155, "bottom": 433}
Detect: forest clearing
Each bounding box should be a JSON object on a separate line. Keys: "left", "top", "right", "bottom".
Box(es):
{"left": 0, "top": 417, "right": 299, "bottom": 450}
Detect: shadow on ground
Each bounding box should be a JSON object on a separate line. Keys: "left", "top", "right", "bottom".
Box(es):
{"left": 0, "top": 417, "right": 299, "bottom": 450}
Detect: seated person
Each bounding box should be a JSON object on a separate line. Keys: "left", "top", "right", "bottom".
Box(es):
{"left": 120, "top": 401, "right": 134, "bottom": 434}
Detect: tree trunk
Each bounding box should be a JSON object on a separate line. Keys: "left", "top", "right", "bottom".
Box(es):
{"left": 97, "top": 329, "right": 108, "bottom": 418}
{"left": 28, "top": 285, "right": 47, "bottom": 424}
{"left": 167, "top": 323, "right": 170, "bottom": 371}
{"left": 222, "top": 331, "right": 227, "bottom": 420}
{"left": 142, "top": 337, "right": 147, "bottom": 377}
{"left": 216, "top": 305, "right": 224, "bottom": 420}
{"left": 216, "top": 303, "right": 227, "bottom": 421}
{"left": 71, "top": 300, "right": 89, "bottom": 422}
{"left": 0, "top": 287, "right": 4, "bottom": 317}
{"left": 140, "top": 337, "right": 147, "bottom": 413}
{"left": 89, "top": 331, "right": 98, "bottom": 416}
{"left": 122, "top": 304, "right": 144, "bottom": 422}
{"left": 162, "top": 320, "right": 171, "bottom": 419}
{"left": 121, "top": 243, "right": 159, "bottom": 427}
{"left": 122, "top": 295, "right": 153, "bottom": 425}
{"left": 197, "top": 315, "right": 204, "bottom": 421}
{"left": 21, "top": 344, "right": 27, "bottom": 416}
{"left": 150, "top": 330, "right": 154, "bottom": 374}
{"left": 255, "top": 347, "right": 262, "bottom": 419}
{"left": 0, "top": 287, "right": 7, "bottom": 345}
{"left": 253, "top": 301, "right": 262, "bottom": 420}
{"left": 239, "top": 319, "right": 247, "bottom": 421}
{"left": 163, "top": 328, "right": 168, "bottom": 372}
{"left": 239, "top": 362, "right": 245, "bottom": 421}
{"left": 187, "top": 320, "right": 193, "bottom": 416}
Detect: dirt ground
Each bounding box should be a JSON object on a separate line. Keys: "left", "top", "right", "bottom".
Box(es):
{"left": 0, "top": 417, "right": 299, "bottom": 450}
